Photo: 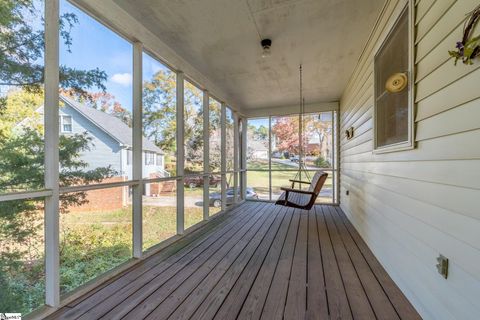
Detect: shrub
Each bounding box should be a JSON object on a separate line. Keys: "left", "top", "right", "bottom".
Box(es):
{"left": 59, "top": 224, "right": 132, "bottom": 294}
{"left": 314, "top": 156, "right": 331, "bottom": 168}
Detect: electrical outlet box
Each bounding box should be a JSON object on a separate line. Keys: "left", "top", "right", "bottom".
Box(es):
{"left": 436, "top": 254, "right": 448, "bottom": 279}
{"left": 345, "top": 190, "right": 349, "bottom": 196}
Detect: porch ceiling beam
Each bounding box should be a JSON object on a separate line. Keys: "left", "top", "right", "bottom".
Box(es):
{"left": 243, "top": 101, "right": 339, "bottom": 118}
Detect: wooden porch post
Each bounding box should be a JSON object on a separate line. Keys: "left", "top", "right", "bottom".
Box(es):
{"left": 241, "top": 118, "right": 247, "bottom": 200}
{"left": 44, "top": 0, "right": 60, "bottom": 307}
{"left": 233, "top": 112, "right": 239, "bottom": 203}
{"left": 176, "top": 72, "right": 185, "bottom": 234}
{"left": 221, "top": 103, "right": 227, "bottom": 211}
{"left": 203, "top": 90, "right": 210, "bottom": 220}
{"left": 132, "top": 42, "right": 143, "bottom": 258}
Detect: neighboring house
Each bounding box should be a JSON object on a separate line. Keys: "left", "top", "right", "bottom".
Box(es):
{"left": 247, "top": 139, "right": 269, "bottom": 160}
{"left": 305, "top": 131, "right": 332, "bottom": 163}
{"left": 57, "top": 96, "right": 166, "bottom": 182}
{"left": 23, "top": 96, "right": 168, "bottom": 209}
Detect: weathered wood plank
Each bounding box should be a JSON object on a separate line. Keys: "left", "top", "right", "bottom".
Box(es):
{"left": 213, "top": 206, "right": 292, "bottom": 320}
{"left": 283, "top": 209, "right": 308, "bottom": 320}
{"left": 236, "top": 208, "right": 294, "bottom": 320}
{"left": 146, "top": 204, "right": 283, "bottom": 320}
{"left": 334, "top": 206, "right": 421, "bottom": 320}
{"left": 185, "top": 205, "right": 288, "bottom": 320}
{"left": 316, "top": 206, "right": 353, "bottom": 320}
{"left": 260, "top": 208, "right": 300, "bottom": 320}
{"left": 305, "top": 208, "right": 328, "bottom": 320}
{"left": 328, "top": 205, "right": 400, "bottom": 320}
{"left": 103, "top": 203, "right": 271, "bottom": 319}
{"left": 323, "top": 206, "right": 376, "bottom": 320}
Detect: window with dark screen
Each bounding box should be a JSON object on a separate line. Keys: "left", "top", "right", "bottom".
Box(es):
{"left": 374, "top": 5, "right": 413, "bottom": 151}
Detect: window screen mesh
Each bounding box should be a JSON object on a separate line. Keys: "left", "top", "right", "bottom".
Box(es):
{"left": 375, "top": 8, "right": 409, "bottom": 148}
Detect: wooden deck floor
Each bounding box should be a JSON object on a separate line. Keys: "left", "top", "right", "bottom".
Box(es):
{"left": 47, "top": 202, "right": 420, "bottom": 320}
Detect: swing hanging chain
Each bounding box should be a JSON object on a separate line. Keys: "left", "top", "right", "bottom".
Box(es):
{"left": 299, "top": 65, "right": 303, "bottom": 182}
{"left": 295, "top": 64, "right": 311, "bottom": 185}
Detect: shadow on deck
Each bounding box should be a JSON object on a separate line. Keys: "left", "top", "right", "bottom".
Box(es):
{"left": 46, "top": 201, "right": 420, "bottom": 320}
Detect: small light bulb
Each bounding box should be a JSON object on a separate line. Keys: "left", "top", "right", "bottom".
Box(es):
{"left": 262, "top": 46, "right": 271, "bottom": 58}
{"left": 260, "top": 39, "right": 272, "bottom": 58}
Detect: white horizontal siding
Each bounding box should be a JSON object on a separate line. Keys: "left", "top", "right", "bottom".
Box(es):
{"left": 341, "top": 190, "right": 480, "bottom": 320}
{"left": 339, "top": 0, "right": 480, "bottom": 319}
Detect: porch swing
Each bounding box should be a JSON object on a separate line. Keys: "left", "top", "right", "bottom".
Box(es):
{"left": 275, "top": 65, "right": 328, "bottom": 210}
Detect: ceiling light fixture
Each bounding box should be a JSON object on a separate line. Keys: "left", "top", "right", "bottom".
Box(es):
{"left": 261, "top": 38, "right": 272, "bottom": 58}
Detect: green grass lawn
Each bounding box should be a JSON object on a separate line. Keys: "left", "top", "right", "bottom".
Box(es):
{"left": 184, "top": 186, "right": 205, "bottom": 196}
{"left": 247, "top": 159, "right": 298, "bottom": 170}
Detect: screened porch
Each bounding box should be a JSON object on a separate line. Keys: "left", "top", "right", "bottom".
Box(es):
{"left": 1, "top": 0, "right": 479, "bottom": 319}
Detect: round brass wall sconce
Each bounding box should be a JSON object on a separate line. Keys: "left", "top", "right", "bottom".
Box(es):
{"left": 385, "top": 72, "right": 408, "bottom": 93}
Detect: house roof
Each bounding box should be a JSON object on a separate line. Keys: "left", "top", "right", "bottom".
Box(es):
{"left": 60, "top": 96, "right": 163, "bottom": 154}
{"left": 248, "top": 139, "right": 268, "bottom": 152}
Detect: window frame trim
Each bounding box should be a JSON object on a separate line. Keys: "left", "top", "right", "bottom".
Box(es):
{"left": 59, "top": 115, "right": 73, "bottom": 133}
{"left": 373, "top": 0, "right": 415, "bottom": 154}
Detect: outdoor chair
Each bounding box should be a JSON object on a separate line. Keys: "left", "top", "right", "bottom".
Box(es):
{"left": 275, "top": 171, "right": 328, "bottom": 210}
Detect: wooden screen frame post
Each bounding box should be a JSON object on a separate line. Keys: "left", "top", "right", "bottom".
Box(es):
{"left": 176, "top": 72, "right": 185, "bottom": 234}
{"left": 132, "top": 42, "right": 143, "bottom": 258}
{"left": 44, "top": 0, "right": 60, "bottom": 307}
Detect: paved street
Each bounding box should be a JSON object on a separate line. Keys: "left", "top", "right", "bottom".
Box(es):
{"left": 271, "top": 157, "right": 319, "bottom": 170}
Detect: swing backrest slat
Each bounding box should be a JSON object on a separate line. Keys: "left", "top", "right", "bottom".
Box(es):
{"left": 309, "top": 171, "right": 328, "bottom": 194}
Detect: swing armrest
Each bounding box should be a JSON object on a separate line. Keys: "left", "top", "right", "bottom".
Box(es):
{"left": 289, "top": 179, "right": 311, "bottom": 185}
{"left": 280, "top": 187, "right": 315, "bottom": 195}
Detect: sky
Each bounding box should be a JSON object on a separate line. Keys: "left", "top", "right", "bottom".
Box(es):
{"left": 15, "top": 0, "right": 241, "bottom": 115}
{"left": 59, "top": 0, "right": 170, "bottom": 112}
{"left": 248, "top": 118, "right": 269, "bottom": 128}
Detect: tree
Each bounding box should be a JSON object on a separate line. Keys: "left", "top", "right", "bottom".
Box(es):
{"left": 271, "top": 115, "right": 332, "bottom": 160}
{"left": 0, "top": 0, "right": 106, "bottom": 110}
{"left": 0, "top": 88, "right": 44, "bottom": 138}
{"left": 208, "top": 100, "right": 221, "bottom": 172}
{"left": 225, "top": 112, "right": 235, "bottom": 171}
{"left": 304, "top": 114, "right": 331, "bottom": 159}
{"left": 184, "top": 82, "right": 204, "bottom": 172}
{"left": 255, "top": 125, "right": 268, "bottom": 140}
{"left": 142, "top": 70, "right": 216, "bottom": 172}
{"left": 271, "top": 116, "right": 299, "bottom": 154}
{"left": 0, "top": 129, "right": 116, "bottom": 313}
{"left": 142, "top": 70, "right": 177, "bottom": 154}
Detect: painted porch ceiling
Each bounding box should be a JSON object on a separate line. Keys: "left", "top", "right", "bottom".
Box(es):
{"left": 113, "top": 0, "right": 384, "bottom": 110}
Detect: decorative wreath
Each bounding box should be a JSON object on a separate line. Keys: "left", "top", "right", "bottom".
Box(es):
{"left": 449, "top": 5, "right": 480, "bottom": 65}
